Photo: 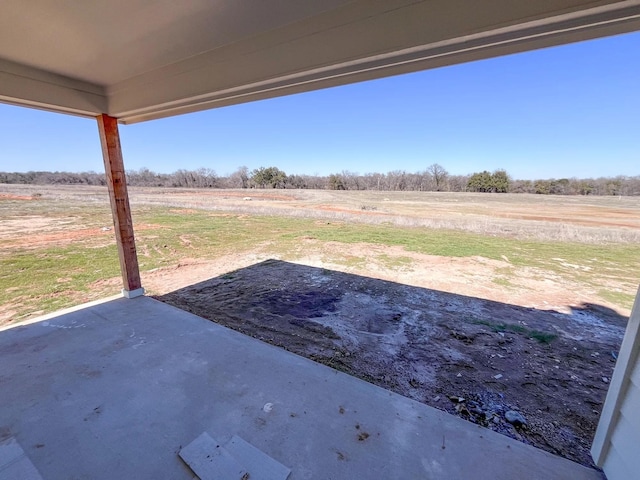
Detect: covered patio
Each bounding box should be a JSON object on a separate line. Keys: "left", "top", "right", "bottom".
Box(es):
{"left": 2, "top": 1, "right": 640, "bottom": 478}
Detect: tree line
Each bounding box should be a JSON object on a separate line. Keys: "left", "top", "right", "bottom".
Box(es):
{"left": 1, "top": 165, "right": 639, "bottom": 195}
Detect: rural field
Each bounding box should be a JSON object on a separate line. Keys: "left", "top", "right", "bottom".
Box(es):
{"left": 1, "top": 183, "right": 639, "bottom": 468}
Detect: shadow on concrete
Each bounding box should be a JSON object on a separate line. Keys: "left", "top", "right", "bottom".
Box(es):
{"left": 155, "top": 259, "right": 626, "bottom": 468}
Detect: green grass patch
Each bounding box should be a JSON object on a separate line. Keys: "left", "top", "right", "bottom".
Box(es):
{"left": 471, "top": 318, "right": 558, "bottom": 344}
{"left": 0, "top": 244, "right": 122, "bottom": 320}
{"left": 377, "top": 254, "right": 414, "bottom": 269}
{"left": 0, "top": 245, "right": 120, "bottom": 295}
{"left": 598, "top": 289, "right": 637, "bottom": 311}
{"left": 492, "top": 277, "right": 516, "bottom": 288}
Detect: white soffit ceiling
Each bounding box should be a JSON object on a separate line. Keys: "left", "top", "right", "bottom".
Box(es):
{"left": 0, "top": 0, "right": 639, "bottom": 123}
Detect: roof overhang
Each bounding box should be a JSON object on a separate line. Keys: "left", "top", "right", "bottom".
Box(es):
{"left": 1, "top": 0, "right": 640, "bottom": 124}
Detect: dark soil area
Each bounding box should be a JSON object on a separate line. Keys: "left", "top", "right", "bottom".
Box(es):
{"left": 156, "top": 259, "right": 626, "bottom": 469}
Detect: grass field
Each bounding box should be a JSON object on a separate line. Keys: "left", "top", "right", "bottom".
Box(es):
{"left": 1, "top": 184, "right": 639, "bottom": 324}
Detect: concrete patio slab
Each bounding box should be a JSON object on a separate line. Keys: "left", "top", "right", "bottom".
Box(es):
{"left": 0, "top": 297, "right": 603, "bottom": 479}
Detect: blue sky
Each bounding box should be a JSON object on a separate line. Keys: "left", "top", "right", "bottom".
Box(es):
{"left": 1, "top": 31, "right": 638, "bottom": 180}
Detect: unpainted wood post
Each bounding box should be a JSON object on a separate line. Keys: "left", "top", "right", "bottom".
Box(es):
{"left": 97, "top": 114, "right": 144, "bottom": 298}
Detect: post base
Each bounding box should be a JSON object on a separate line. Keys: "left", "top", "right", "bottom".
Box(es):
{"left": 122, "top": 287, "right": 145, "bottom": 299}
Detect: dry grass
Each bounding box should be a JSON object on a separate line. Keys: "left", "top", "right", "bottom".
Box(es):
{"left": 126, "top": 189, "right": 640, "bottom": 244}
{"left": 4, "top": 184, "right": 636, "bottom": 244}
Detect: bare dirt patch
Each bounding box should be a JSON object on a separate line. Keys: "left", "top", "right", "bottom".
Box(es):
{"left": 0, "top": 193, "right": 35, "bottom": 201}
{"left": 127, "top": 249, "right": 274, "bottom": 295}
{"left": 492, "top": 210, "right": 640, "bottom": 229}
{"left": 0, "top": 227, "right": 114, "bottom": 250}
{"left": 0, "top": 222, "right": 162, "bottom": 250}
{"left": 157, "top": 258, "right": 626, "bottom": 470}
{"left": 0, "top": 216, "right": 76, "bottom": 238}
{"left": 172, "top": 190, "right": 297, "bottom": 201}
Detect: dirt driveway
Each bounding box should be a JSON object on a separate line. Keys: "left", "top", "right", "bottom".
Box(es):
{"left": 157, "top": 259, "right": 625, "bottom": 470}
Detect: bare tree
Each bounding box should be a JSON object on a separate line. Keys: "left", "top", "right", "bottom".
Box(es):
{"left": 427, "top": 163, "right": 449, "bottom": 191}
{"left": 228, "top": 166, "right": 249, "bottom": 188}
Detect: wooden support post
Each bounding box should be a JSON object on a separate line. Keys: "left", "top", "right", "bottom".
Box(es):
{"left": 97, "top": 114, "right": 144, "bottom": 298}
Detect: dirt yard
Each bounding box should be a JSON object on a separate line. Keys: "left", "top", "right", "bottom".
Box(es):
{"left": 158, "top": 256, "right": 625, "bottom": 470}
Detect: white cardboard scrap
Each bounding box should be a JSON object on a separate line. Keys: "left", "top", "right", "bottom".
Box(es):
{"left": 179, "top": 432, "right": 248, "bottom": 480}
{"left": 0, "top": 437, "right": 44, "bottom": 480}
{"left": 225, "top": 435, "right": 291, "bottom": 480}
{"left": 179, "top": 432, "right": 291, "bottom": 480}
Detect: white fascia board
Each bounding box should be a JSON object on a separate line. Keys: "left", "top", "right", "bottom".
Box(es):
{"left": 0, "top": 58, "right": 107, "bottom": 118}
